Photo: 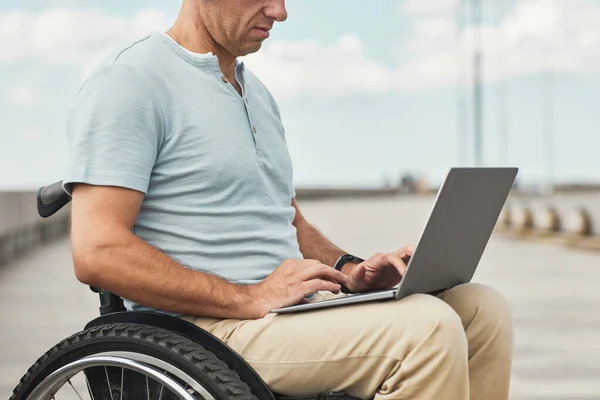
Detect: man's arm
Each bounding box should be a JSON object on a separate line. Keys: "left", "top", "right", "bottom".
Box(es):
{"left": 291, "top": 198, "right": 413, "bottom": 292}
{"left": 71, "top": 185, "right": 347, "bottom": 319}
{"left": 71, "top": 183, "right": 265, "bottom": 319}
{"left": 291, "top": 198, "right": 359, "bottom": 276}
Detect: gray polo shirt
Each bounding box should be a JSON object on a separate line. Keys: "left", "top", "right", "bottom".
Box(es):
{"left": 63, "top": 32, "right": 303, "bottom": 314}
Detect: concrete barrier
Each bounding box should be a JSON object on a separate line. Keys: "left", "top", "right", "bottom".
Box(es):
{"left": 0, "top": 191, "right": 70, "bottom": 266}
{"left": 563, "top": 207, "right": 594, "bottom": 236}
{"left": 522, "top": 193, "right": 599, "bottom": 236}
{"left": 508, "top": 202, "right": 534, "bottom": 232}
{"left": 515, "top": 198, "right": 562, "bottom": 234}
{"left": 502, "top": 192, "right": 600, "bottom": 247}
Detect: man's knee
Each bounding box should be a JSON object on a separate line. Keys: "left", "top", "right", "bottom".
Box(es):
{"left": 391, "top": 294, "right": 468, "bottom": 361}
{"left": 442, "top": 283, "right": 513, "bottom": 329}
{"left": 441, "top": 283, "right": 514, "bottom": 360}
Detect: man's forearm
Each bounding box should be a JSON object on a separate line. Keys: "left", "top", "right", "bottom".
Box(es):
{"left": 73, "top": 231, "right": 260, "bottom": 319}
{"left": 295, "top": 219, "right": 349, "bottom": 267}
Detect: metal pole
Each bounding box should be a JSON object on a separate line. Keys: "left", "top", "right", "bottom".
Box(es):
{"left": 497, "top": 0, "right": 509, "bottom": 166}
{"left": 543, "top": 64, "right": 555, "bottom": 195}
{"left": 456, "top": 0, "right": 467, "bottom": 166}
{"left": 498, "top": 79, "right": 509, "bottom": 165}
{"left": 542, "top": 15, "right": 556, "bottom": 195}
{"left": 472, "top": 0, "right": 483, "bottom": 167}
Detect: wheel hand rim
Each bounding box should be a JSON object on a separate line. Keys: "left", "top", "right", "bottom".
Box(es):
{"left": 26, "top": 355, "right": 196, "bottom": 400}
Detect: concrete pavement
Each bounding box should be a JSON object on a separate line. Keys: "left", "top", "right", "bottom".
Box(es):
{"left": 1, "top": 195, "right": 599, "bottom": 399}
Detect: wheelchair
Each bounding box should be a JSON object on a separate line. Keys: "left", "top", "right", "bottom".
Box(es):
{"left": 9, "top": 181, "right": 361, "bottom": 400}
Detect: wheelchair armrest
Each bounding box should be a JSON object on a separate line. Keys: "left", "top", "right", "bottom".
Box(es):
{"left": 37, "top": 181, "right": 71, "bottom": 218}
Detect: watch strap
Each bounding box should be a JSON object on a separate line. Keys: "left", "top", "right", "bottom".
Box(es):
{"left": 333, "top": 254, "right": 364, "bottom": 293}
{"left": 333, "top": 254, "right": 364, "bottom": 271}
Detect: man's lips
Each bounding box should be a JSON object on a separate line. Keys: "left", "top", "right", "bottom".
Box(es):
{"left": 252, "top": 26, "right": 271, "bottom": 38}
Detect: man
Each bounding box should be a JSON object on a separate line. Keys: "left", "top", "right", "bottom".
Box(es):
{"left": 64, "top": 0, "right": 514, "bottom": 399}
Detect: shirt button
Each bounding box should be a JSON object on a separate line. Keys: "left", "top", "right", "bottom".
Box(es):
{"left": 222, "top": 76, "right": 229, "bottom": 83}
{"left": 253, "top": 126, "right": 257, "bottom": 133}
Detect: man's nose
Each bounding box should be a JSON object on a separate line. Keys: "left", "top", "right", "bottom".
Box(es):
{"left": 265, "top": 0, "right": 288, "bottom": 22}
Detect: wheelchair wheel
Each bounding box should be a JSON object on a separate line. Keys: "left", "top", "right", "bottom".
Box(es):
{"left": 10, "top": 323, "right": 259, "bottom": 400}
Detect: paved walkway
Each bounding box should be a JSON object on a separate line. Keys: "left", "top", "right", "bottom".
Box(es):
{"left": 1, "top": 196, "right": 599, "bottom": 399}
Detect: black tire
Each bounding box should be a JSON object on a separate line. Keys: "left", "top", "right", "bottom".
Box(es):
{"left": 10, "top": 323, "right": 260, "bottom": 400}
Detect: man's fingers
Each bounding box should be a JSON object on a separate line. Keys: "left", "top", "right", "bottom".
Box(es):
{"left": 303, "top": 279, "right": 342, "bottom": 294}
{"left": 351, "top": 263, "right": 366, "bottom": 280}
{"left": 396, "top": 245, "right": 415, "bottom": 257}
{"left": 395, "top": 246, "right": 415, "bottom": 263}
{"left": 386, "top": 254, "right": 407, "bottom": 276}
{"left": 301, "top": 263, "right": 348, "bottom": 285}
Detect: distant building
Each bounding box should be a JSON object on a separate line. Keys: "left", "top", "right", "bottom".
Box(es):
{"left": 399, "top": 172, "right": 430, "bottom": 194}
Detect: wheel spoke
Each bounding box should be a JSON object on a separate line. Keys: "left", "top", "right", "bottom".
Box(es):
{"left": 146, "top": 375, "right": 150, "bottom": 400}
{"left": 104, "top": 366, "right": 114, "bottom": 400}
{"left": 67, "top": 379, "right": 85, "bottom": 400}
{"left": 85, "top": 376, "right": 96, "bottom": 400}
{"left": 120, "top": 368, "right": 124, "bottom": 400}
{"left": 158, "top": 382, "right": 164, "bottom": 400}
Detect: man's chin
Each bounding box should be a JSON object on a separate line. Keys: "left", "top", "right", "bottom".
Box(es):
{"left": 239, "top": 41, "right": 264, "bottom": 57}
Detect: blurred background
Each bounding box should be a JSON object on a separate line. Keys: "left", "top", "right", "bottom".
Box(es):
{"left": 1, "top": 0, "right": 599, "bottom": 399}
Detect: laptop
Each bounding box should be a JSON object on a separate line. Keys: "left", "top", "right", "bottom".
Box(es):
{"left": 271, "top": 167, "right": 518, "bottom": 314}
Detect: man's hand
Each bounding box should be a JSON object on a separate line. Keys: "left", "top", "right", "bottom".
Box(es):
{"left": 345, "top": 245, "right": 415, "bottom": 293}
{"left": 250, "top": 259, "right": 348, "bottom": 317}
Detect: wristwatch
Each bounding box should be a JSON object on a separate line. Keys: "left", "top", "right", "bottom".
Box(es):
{"left": 333, "top": 254, "right": 365, "bottom": 293}
{"left": 333, "top": 254, "right": 364, "bottom": 271}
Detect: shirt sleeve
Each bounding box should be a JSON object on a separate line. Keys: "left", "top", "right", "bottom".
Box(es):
{"left": 62, "top": 62, "right": 164, "bottom": 195}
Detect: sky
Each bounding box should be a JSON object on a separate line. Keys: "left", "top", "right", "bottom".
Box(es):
{"left": 1, "top": 0, "right": 600, "bottom": 191}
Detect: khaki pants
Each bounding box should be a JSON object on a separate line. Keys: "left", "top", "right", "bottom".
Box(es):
{"left": 184, "top": 283, "right": 513, "bottom": 399}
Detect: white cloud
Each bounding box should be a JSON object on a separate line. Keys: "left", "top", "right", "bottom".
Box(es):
{"left": 1, "top": 0, "right": 600, "bottom": 102}
{"left": 243, "top": 0, "right": 600, "bottom": 98}
{"left": 243, "top": 34, "right": 392, "bottom": 100}
{"left": 5, "top": 82, "right": 40, "bottom": 109}
{"left": 402, "top": 0, "right": 459, "bottom": 15}
{"left": 397, "top": 0, "right": 600, "bottom": 88}
{"left": 476, "top": 0, "right": 600, "bottom": 79}
{"left": 403, "top": 17, "right": 457, "bottom": 54}
{"left": 20, "top": 129, "right": 45, "bottom": 142}
{"left": 0, "top": 7, "right": 172, "bottom": 107}
{"left": 0, "top": 7, "right": 171, "bottom": 76}
{"left": 3, "top": 71, "right": 49, "bottom": 110}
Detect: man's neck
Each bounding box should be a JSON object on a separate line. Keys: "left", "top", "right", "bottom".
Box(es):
{"left": 169, "top": 4, "right": 238, "bottom": 83}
